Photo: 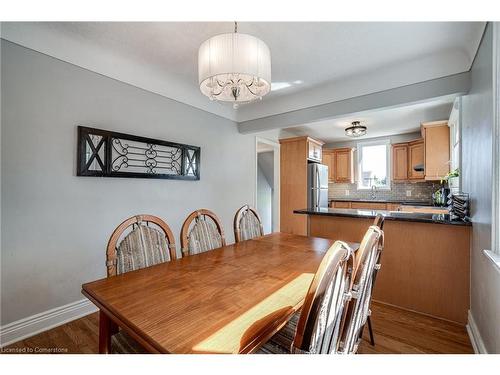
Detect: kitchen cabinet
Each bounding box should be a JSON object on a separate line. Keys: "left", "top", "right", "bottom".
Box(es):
{"left": 333, "top": 148, "right": 354, "bottom": 183}
{"left": 307, "top": 138, "right": 323, "bottom": 162}
{"left": 329, "top": 201, "right": 446, "bottom": 213}
{"left": 421, "top": 121, "right": 450, "bottom": 181}
{"left": 387, "top": 203, "right": 401, "bottom": 211}
{"left": 408, "top": 139, "right": 425, "bottom": 180}
{"left": 400, "top": 205, "right": 449, "bottom": 214}
{"left": 332, "top": 201, "right": 350, "bottom": 209}
{"left": 392, "top": 143, "right": 408, "bottom": 181}
{"left": 322, "top": 149, "right": 335, "bottom": 181}
{"left": 391, "top": 139, "right": 425, "bottom": 182}
{"left": 350, "top": 201, "right": 387, "bottom": 210}
{"left": 279, "top": 136, "right": 324, "bottom": 235}
{"left": 330, "top": 200, "right": 399, "bottom": 210}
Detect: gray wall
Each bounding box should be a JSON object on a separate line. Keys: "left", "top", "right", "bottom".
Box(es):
{"left": 0, "top": 40, "right": 256, "bottom": 325}
{"left": 462, "top": 23, "right": 500, "bottom": 353}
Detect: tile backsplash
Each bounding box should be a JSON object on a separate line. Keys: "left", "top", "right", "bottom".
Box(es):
{"left": 329, "top": 181, "right": 438, "bottom": 202}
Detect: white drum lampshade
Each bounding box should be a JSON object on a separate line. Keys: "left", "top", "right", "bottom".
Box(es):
{"left": 198, "top": 30, "right": 271, "bottom": 108}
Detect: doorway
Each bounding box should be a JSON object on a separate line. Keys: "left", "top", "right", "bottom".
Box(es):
{"left": 255, "top": 138, "right": 280, "bottom": 234}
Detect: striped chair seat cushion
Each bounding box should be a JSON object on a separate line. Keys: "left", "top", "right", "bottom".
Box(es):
{"left": 116, "top": 225, "right": 171, "bottom": 274}
{"left": 257, "top": 311, "right": 300, "bottom": 354}
{"left": 111, "top": 330, "right": 148, "bottom": 354}
{"left": 187, "top": 217, "right": 223, "bottom": 255}
{"left": 239, "top": 209, "right": 263, "bottom": 241}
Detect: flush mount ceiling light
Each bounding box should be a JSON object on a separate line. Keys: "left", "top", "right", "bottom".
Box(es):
{"left": 198, "top": 22, "right": 271, "bottom": 109}
{"left": 345, "top": 121, "right": 367, "bottom": 137}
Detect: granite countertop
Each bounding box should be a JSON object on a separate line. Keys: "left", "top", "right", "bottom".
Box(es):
{"left": 294, "top": 207, "right": 472, "bottom": 226}
{"left": 329, "top": 198, "right": 433, "bottom": 206}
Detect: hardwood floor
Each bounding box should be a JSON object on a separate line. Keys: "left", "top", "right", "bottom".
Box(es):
{"left": 358, "top": 302, "right": 473, "bottom": 354}
{"left": 2, "top": 301, "right": 473, "bottom": 354}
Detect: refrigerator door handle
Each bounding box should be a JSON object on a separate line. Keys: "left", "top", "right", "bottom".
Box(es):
{"left": 316, "top": 168, "right": 320, "bottom": 208}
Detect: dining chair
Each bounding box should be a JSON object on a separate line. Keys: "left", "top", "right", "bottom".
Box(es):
{"left": 363, "top": 214, "right": 385, "bottom": 346}
{"left": 105, "top": 214, "right": 177, "bottom": 354}
{"left": 233, "top": 204, "right": 264, "bottom": 242}
{"left": 106, "top": 214, "right": 177, "bottom": 277}
{"left": 258, "top": 240, "right": 355, "bottom": 354}
{"left": 340, "top": 225, "right": 384, "bottom": 354}
{"left": 180, "top": 209, "right": 226, "bottom": 257}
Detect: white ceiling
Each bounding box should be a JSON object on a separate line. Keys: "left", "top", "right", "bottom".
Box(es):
{"left": 285, "top": 96, "right": 456, "bottom": 143}
{"left": 1, "top": 22, "right": 485, "bottom": 122}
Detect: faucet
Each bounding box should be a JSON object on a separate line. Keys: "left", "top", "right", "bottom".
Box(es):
{"left": 371, "top": 185, "right": 377, "bottom": 200}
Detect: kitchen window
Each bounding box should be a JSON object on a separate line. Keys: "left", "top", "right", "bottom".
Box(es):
{"left": 448, "top": 97, "right": 461, "bottom": 193}
{"left": 357, "top": 139, "right": 391, "bottom": 190}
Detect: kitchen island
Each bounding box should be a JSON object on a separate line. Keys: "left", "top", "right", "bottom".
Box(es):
{"left": 294, "top": 208, "right": 471, "bottom": 324}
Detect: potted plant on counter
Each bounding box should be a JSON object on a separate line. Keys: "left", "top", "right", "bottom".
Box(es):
{"left": 432, "top": 168, "right": 460, "bottom": 206}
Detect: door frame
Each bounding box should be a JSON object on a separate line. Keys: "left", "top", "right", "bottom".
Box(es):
{"left": 255, "top": 137, "right": 280, "bottom": 233}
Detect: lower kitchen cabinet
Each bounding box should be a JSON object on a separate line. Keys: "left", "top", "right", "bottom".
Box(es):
{"left": 387, "top": 203, "right": 402, "bottom": 211}
{"left": 350, "top": 201, "right": 387, "bottom": 210}
{"left": 332, "top": 201, "right": 350, "bottom": 208}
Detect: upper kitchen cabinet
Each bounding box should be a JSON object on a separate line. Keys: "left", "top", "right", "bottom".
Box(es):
{"left": 421, "top": 121, "right": 450, "bottom": 181}
{"left": 392, "top": 143, "right": 408, "bottom": 181}
{"left": 322, "top": 149, "right": 335, "bottom": 181}
{"left": 408, "top": 139, "right": 425, "bottom": 180}
{"left": 307, "top": 138, "right": 324, "bottom": 162}
{"left": 392, "top": 139, "right": 425, "bottom": 182}
{"left": 333, "top": 148, "right": 354, "bottom": 183}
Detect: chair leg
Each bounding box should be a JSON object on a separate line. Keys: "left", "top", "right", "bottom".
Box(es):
{"left": 367, "top": 316, "right": 375, "bottom": 346}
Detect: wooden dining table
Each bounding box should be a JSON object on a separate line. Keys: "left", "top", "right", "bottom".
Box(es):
{"left": 82, "top": 232, "right": 359, "bottom": 354}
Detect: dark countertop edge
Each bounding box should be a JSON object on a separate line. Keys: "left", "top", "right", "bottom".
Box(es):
{"left": 328, "top": 198, "right": 433, "bottom": 205}
{"left": 294, "top": 208, "right": 472, "bottom": 226}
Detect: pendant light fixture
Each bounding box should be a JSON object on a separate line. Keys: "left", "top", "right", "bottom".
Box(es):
{"left": 345, "top": 121, "right": 367, "bottom": 137}
{"left": 198, "top": 22, "right": 272, "bottom": 109}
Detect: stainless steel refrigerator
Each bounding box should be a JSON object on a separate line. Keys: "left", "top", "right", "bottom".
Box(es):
{"left": 307, "top": 163, "right": 329, "bottom": 209}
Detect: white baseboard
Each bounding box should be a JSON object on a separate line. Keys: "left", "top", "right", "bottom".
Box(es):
{"left": 0, "top": 298, "right": 98, "bottom": 348}
{"left": 466, "top": 310, "right": 488, "bottom": 354}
